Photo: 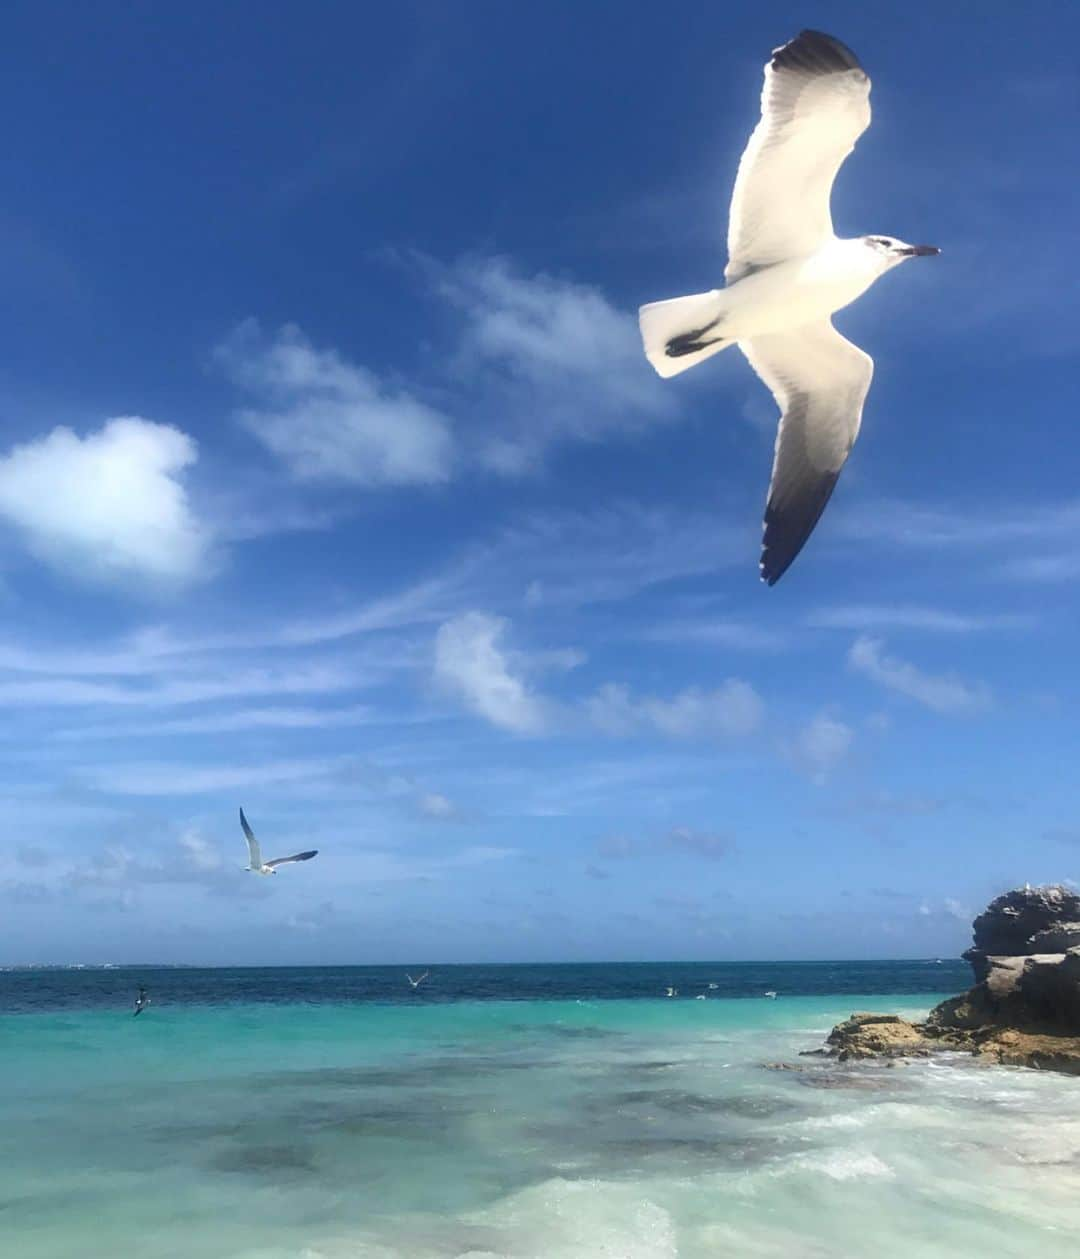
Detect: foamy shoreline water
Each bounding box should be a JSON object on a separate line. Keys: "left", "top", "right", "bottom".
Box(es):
{"left": 3, "top": 965, "right": 1079, "bottom": 1257}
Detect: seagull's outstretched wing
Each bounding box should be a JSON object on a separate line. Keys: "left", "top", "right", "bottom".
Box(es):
{"left": 726, "top": 30, "right": 870, "bottom": 283}
{"left": 739, "top": 321, "right": 873, "bottom": 585}
{"left": 239, "top": 808, "right": 261, "bottom": 869}
{"left": 266, "top": 850, "right": 318, "bottom": 869}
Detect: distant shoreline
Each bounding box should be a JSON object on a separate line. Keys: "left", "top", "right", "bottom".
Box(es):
{"left": 1, "top": 957, "right": 962, "bottom": 972}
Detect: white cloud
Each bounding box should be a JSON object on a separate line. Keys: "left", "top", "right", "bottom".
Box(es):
{"left": 218, "top": 320, "right": 454, "bottom": 486}
{"left": 943, "top": 897, "right": 971, "bottom": 923}
{"left": 595, "top": 827, "right": 734, "bottom": 863}
{"left": 433, "top": 610, "right": 762, "bottom": 742}
{"left": 791, "top": 713, "right": 854, "bottom": 783}
{"left": 56, "top": 704, "right": 378, "bottom": 739}
{"left": 848, "top": 637, "right": 992, "bottom": 714}
{"left": 0, "top": 417, "right": 211, "bottom": 586}
{"left": 0, "top": 664, "right": 355, "bottom": 709}
{"left": 432, "top": 255, "right": 674, "bottom": 473}
{"left": 585, "top": 680, "right": 763, "bottom": 739}
{"left": 807, "top": 605, "right": 1030, "bottom": 634}
{"left": 70, "top": 828, "right": 228, "bottom": 890}
{"left": 82, "top": 755, "right": 353, "bottom": 796}
{"left": 837, "top": 497, "right": 1080, "bottom": 558}
{"left": 177, "top": 829, "right": 225, "bottom": 874}
{"left": 641, "top": 617, "right": 789, "bottom": 651}
{"left": 417, "top": 792, "right": 461, "bottom": 820}
{"left": 433, "top": 611, "right": 550, "bottom": 734}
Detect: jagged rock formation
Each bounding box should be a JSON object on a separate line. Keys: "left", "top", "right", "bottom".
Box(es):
{"left": 963, "top": 885, "right": 1080, "bottom": 982}
{"left": 821, "top": 885, "right": 1080, "bottom": 1076}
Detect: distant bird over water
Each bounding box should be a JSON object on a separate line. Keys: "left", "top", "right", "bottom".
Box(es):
{"left": 239, "top": 808, "right": 318, "bottom": 876}
{"left": 639, "top": 30, "right": 939, "bottom": 585}
{"left": 406, "top": 971, "right": 429, "bottom": 990}
{"left": 133, "top": 986, "right": 150, "bottom": 1017}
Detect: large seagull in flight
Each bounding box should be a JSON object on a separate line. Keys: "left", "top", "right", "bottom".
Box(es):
{"left": 639, "top": 30, "right": 938, "bottom": 585}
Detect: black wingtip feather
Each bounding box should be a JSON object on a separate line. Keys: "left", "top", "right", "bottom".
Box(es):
{"left": 771, "top": 30, "right": 864, "bottom": 77}
{"left": 759, "top": 471, "right": 841, "bottom": 587}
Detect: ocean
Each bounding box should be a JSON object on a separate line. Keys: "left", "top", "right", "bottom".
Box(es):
{"left": 3, "top": 961, "right": 1079, "bottom": 1258}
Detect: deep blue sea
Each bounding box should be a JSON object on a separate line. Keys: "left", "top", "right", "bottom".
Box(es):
{"left": 3, "top": 961, "right": 1079, "bottom": 1258}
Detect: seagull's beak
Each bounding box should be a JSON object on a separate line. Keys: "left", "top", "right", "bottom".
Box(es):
{"left": 901, "top": 244, "right": 940, "bottom": 257}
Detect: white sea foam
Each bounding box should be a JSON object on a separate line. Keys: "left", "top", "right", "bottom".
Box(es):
{"left": 787, "top": 1149, "right": 896, "bottom": 1181}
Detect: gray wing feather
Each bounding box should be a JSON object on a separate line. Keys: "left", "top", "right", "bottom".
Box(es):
{"left": 739, "top": 321, "right": 873, "bottom": 585}
{"left": 726, "top": 30, "right": 871, "bottom": 283}
{"left": 239, "top": 807, "right": 261, "bottom": 868}
{"left": 266, "top": 850, "right": 318, "bottom": 868}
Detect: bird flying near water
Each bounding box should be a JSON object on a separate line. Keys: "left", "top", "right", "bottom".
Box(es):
{"left": 639, "top": 30, "right": 939, "bottom": 584}
{"left": 406, "top": 971, "right": 429, "bottom": 990}
{"left": 239, "top": 808, "right": 318, "bottom": 876}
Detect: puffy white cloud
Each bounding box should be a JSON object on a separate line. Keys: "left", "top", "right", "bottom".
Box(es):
{"left": 848, "top": 637, "right": 992, "bottom": 714}
{"left": 0, "top": 417, "right": 211, "bottom": 585}
{"left": 433, "top": 611, "right": 550, "bottom": 734}
{"left": 791, "top": 713, "right": 854, "bottom": 783}
{"left": 218, "top": 320, "right": 454, "bottom": 486}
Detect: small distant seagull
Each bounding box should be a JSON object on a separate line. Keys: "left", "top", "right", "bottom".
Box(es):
{"left": 239, "top": 808, "right": 317, "bottom": 876}
{"left": 406, "top": 971, "right": 429, "bottom": 990}
{"left": 695, "top": 994, "right": 706, "bottom": 1001}
{"left": 764, "top": 990, "right": 778, "bottom": 1000}
{"left": 665, "top": 986, "right": 678, "bottom": 998}
{"left": 707, "top": 982, "right": 718, "bottom": 990}
{"left": 133, "top": 986, "right": 150, "bottom": 1017}
{"left": 639, "top": 30, "right": 939, "bottom": 584}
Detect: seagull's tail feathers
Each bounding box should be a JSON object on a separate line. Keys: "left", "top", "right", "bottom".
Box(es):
{"left": 639, "top": 290, "right": 731, "bottom": 378}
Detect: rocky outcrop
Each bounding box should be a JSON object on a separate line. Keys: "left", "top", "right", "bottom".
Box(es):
{"left": 825, "top": 1012, "right": 929, "bottom": 1062}
{"left": 819, "top": 885, "right": 1080, "bottom": 1076}
{"left": 963, "top": 885, "right": 1080, "bottom": 982}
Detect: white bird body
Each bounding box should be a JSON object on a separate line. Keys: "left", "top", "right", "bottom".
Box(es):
{"left": 639, "top": 29, "right": 938, "bottom": 584}
{"left": 239, "top": 808, "right": 318, "bottom": 876}
{"left": 642, "top": 239, "right": 887, "bottom": 380}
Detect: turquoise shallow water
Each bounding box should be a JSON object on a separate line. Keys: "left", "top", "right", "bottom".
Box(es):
{"left": 3, "top": 964, "right": 1080, "bottom": 1257}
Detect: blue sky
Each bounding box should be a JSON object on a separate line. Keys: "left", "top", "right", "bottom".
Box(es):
{"left": 1, "top": 2, "right": 1077, "bottom": 964}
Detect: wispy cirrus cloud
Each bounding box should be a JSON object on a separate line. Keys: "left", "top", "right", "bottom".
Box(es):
{"left": 81, "top": 755, "right": 357, "bottom": 797}
{"left": 836, "top": 497, "right": 1080, "bottom": 572}
{"left": 0, "top": 417, "right": 212, "bottom": 588}
{"left": 597, "top": 827, "right": 734, "bottom": 863}
{"left": 806, "top": 604, "right": 1032, "bottom": 634}
{"left": 218, "top": 255, "right": 678, "bottom": 494}
{"left": 53, "top": 704, "right": 381, "bottom": 740}
{"left": 848, "top": 636, "right": 992, "bottom": 714}
{"left": 427, "top": 254, "right": 676, "bottom": 474}
{"left": 0, "top": 664, "right": 358, "bottom": 710}
{"left": 585, "top": 680, "right": 763, "bottom": 739}
{"left": 433, "top": 610, "right": 763, "bottom": 741}
{"left": 218, "top": 320, "right": 455, "bottom": 487}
